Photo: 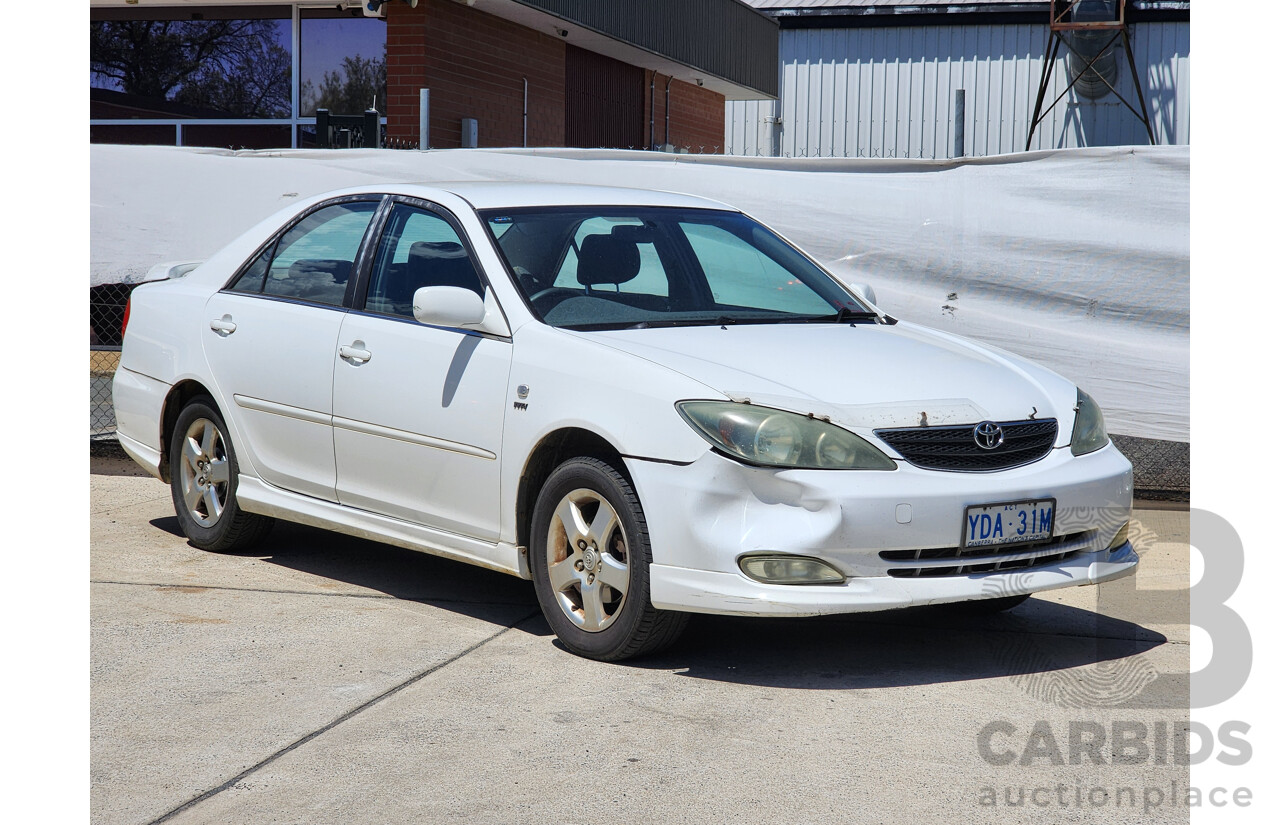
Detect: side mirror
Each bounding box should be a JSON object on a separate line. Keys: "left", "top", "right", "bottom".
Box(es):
{"left": 412, "top": 286, "right": 487, "bottom": 328}
{"left": 849, "top": 282, "right": 877, "bottom": 305}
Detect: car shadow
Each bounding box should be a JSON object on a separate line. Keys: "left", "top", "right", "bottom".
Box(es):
{"left": 152, "top": 516, "right": 1172, "bottom": 694}
{"left": 149, "top": 516, "right": 547, "bottom": 631}
{"left": 91, "top": 451, "right": 157, "bottom": 478}
{"left": 611, "top": 603, "right": 1173, "bottom": 697}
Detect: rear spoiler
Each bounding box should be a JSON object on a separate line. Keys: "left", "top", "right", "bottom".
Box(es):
{"left": 142, "top": 260, "right": 203, "bottom": 281}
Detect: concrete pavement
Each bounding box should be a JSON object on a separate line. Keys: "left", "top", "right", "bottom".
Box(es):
{"left": 91, "top": 452, "right": 1190, "bottom": 824}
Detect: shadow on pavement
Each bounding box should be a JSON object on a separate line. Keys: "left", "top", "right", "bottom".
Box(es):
{"left": 151, "top": 516, "right": 1171, "bottom": 694}
{"left": 151, "top": 515, "right": 541, "bottom": 612}
{"left": 91, "top": 451, "right": 156, "bottom": 478}
{"left": 613, "top": 605, "right": 1171, "bottom": 696}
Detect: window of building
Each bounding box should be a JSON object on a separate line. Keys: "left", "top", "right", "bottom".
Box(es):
{"left": 90, "top": 5, "right": 386, "bottom": 149}
{"left": 300, "top": 11, "right": 387, "bottom": 117}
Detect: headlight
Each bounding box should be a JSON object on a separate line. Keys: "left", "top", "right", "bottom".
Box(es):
{"left": 677, "top": 401, "right": 896, "bottom": 470}
{"left": 1070, "top": 388, "right": 1109, "bottom": 456}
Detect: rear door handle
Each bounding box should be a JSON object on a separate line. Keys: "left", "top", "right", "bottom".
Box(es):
{"left": 339, "top": 343, "right": 372, "bottom": 364}
{"left": 210, "top": 315, "right": 237, "bottom": 335}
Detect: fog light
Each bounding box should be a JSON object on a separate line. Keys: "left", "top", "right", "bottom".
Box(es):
{"left": 739, "top": 554, "right": 846, "bottom": 585}
{"left": 1108, "top": 520, "right": 1130, "bottom": 550}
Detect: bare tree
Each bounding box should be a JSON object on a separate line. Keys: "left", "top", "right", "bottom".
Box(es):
{"left": 91, "top": 20, "right": 290, "bottom": 118}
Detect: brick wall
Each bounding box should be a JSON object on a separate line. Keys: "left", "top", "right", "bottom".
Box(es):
{"left": 387, "top": 0, "right": 565, "bottom": 148}
{"left": 643, "top": 72, "right": 727, "bottom": 153}
{"left": 388, "top": 1, "right": 725, "bottom": 152}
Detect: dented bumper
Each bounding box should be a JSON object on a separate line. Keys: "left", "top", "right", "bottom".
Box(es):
{"left": 626, "top": 444, "right": 1136, "bottom": 616}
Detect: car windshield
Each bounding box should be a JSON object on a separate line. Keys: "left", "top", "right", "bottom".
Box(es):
{"left": 480, "top": 207, "right": 872, "bottom": 330}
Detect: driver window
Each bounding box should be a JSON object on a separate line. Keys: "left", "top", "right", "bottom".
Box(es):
{"left": 365, "top": 205, "right": 485, "bottom": 318}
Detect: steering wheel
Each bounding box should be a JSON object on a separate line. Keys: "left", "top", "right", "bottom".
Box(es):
{"left": 530, "top": 286, "right": 577, "bottom": 302}
{"left": 529, "top": 287, "right": 583, "bottom": 315}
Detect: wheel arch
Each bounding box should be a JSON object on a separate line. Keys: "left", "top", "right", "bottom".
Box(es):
{"left": 515, "top": 427, "right": 632, "bottom": 556}
{"left": 158, "top": 379, "right": 220, "bottom": 483}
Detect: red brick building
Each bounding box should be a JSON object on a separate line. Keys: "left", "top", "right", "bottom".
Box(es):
{"left": 90, "top": 0, "right": 778, "bottom": 152}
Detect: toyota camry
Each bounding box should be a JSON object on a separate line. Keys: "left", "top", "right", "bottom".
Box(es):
{"left": 114, "top": 182, "right": 1137, "bottom": 661}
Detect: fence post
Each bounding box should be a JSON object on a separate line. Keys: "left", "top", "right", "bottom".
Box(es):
{"left": 419, "top": 89, "right": 430, "bottom": 150}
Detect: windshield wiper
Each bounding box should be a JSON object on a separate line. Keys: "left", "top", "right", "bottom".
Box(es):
{"left": 621, "top": 312, "right": 884, "bottom": 331}
{"left": 625, "top": 316, "right": 739, "bottom": 330}
{"left": 784, "top": 307, "right": 883, "bottom": 325}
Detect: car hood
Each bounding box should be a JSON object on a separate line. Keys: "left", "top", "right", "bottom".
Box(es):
{"left": 583, "top": 322, "right": 1077, "bottom": 434}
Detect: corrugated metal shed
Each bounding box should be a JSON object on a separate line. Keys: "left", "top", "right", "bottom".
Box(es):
{"left": 727, "top": 19, "right": 1188, "bottom": 157}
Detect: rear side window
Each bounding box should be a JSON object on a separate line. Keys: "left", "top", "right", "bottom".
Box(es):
{"left": 228, "top": 201, "right": 379, "bottom": 306}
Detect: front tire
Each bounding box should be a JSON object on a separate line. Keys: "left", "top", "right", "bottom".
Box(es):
{"left": 529, "top": 457, "right": 687, "bottom": 661}
{"left": 169, "top": 398, "right": 274, "bottom": 552}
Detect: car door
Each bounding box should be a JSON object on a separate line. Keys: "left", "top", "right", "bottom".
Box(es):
{"left": 332, "top": 200, "right": 513, "bottom": 541}
{"left": 203, "top": 197, "right": 381, "bottom": 501}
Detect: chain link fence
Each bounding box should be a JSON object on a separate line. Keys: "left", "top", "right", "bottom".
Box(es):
{"left": 91, "top": 284, "right": 133, "bottom": 440}
{"left": 1111, "top": 435, "right": 1190, "bottom": 503}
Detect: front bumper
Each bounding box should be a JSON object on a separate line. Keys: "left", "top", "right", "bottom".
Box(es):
{"left": 627, "top": 443, "right": 1136, "bottom": 617}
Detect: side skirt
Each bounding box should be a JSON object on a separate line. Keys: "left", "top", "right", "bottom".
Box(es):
{"left": 236, "top": 476, "right": 527, "bottom": 579}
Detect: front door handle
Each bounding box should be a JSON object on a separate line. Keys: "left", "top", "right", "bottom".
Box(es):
{"left": 339, "top": 342, "right": 372, "bottom": 364}
{"left": 210, "top": 315, "right": 237, "bottom": 335}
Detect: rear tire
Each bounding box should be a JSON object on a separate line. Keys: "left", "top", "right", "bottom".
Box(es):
{"left": 529, "top": 457, "right": 687, "bottom": 661}
{"left": 169, "top": 398, "right": 274, "bottom": 552}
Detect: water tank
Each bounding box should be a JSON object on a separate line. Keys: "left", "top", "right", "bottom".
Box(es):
{"left": 1067, "top": 0, "right": 1120, "bottom": 99}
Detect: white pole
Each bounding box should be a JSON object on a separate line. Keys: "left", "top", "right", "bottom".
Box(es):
{"left": 419, "top": 89, "right": 430, "bottom": 150}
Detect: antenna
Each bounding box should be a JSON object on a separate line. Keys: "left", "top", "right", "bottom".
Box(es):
{"left": 1026, "top": 1, "right": 1155, "bottom": 150}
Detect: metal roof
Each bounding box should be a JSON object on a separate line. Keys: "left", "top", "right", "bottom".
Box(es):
{"left": 742, "top": 1, "right": 1033, "bottom": 8}
{"left": 742, "top": 0, "right": 1188, "bottom": 10}
{"left": 741, "top": 1, "right": 1188, "bottom": 25}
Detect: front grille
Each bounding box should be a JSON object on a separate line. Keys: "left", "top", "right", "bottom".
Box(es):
{"left": 875, "top": 419, "right": 1058, "bottom": 471}
{"left": 880, "top": 531, "right": 1091, "bottom": 578}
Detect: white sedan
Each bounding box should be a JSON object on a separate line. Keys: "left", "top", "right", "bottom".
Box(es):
{"left": 114, "top": 182, "right": 1137, "bottom": 661}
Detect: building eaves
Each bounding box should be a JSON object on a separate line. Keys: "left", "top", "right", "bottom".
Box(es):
{"left": 742, "top": 1, "right": 1189, "bottom": 28}
{"left": 499, "top": 0, "right": 779, "bottom": 98}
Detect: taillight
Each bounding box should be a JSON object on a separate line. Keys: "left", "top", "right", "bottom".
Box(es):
{"left": 121, "top": 298, "right": 131, "bottom": 340}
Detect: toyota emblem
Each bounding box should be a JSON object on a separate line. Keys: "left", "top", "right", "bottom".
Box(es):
{"left": 973, "top": 421, "right": 1004, "bottom": 450}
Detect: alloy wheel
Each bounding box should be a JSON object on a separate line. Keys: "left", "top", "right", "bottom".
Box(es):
{"left": 545, "top": 488, "right": 630, "bottom": 632}
{"left": 178, "top": 417, "right": 230, "bottom": 528}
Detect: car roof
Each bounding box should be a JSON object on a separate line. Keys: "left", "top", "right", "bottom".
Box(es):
{"left": 361, "top": 181, "right": 735, "bottom": 212}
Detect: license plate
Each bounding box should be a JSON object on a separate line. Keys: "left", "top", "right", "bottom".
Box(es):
{"left": 962, "top": 499, "right": 1055, "bottom": 548}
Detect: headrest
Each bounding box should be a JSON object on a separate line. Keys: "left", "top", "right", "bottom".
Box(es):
{"left": 409, "top": 241, "right": 483, "bottom": 295}
{"left": 577, "top": 235, "right": 640, "bottom": 287}
{"left": 288, "top": 259, "right": 352, "bottom": 284}
{"left": 409, "top": 241, "right": 467, "bottom": 261}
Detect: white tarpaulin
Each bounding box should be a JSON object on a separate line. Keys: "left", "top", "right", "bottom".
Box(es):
{"left": 90, "top": 144, "right": 1188, "bottom": 441}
